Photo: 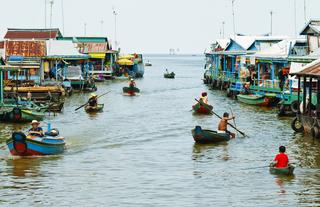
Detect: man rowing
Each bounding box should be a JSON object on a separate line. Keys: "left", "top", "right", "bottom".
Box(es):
{"left": 200, "top": 92, "right": 209, "bottom": 104}
{"left": 88, "top": 93, "right": 98, "bottom": 107}
{"left": 218, "top": 112, "right": 236, "bottom": 138}
{"left": 28, "top": 120, "right": 44, "bottom": 137}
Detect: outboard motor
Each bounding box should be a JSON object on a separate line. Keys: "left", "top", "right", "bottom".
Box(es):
{"left": 12, "top": 132, "right": 27, "bottom": 154}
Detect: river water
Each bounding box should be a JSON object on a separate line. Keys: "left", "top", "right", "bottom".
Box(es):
{"left": 1, "top": 55, "right": 320, "bottom": 206}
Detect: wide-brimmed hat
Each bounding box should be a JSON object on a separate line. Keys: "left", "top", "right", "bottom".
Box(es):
{"left": 90, "top": 93, "right": 97, "bottom": 98}
{"left": 31, "top": 120, "right": 40, "bottom": 125}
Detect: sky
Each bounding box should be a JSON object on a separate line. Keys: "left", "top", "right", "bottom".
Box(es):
{"left": 0, "top": 0, "right": 320, "bottom": 54}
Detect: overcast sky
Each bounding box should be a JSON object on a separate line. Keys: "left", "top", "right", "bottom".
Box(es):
{"left": 0, "top": 0, "right": 319, "bottom": 54}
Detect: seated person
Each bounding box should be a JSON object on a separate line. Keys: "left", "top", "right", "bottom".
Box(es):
{"left": 200, "top": 92, "right": 208, "bottom": 104}
{"left": 28, "top": 120, "right": 44, "bottom": 137}
{"left": 129, "top": 78, "right": 136, "bottom": 88}
{"left": 218, "top": 112, "right": 235, "bottom": 138}
{"left": 88, "top": 93, "right": 98, "bottom": 107}
{"left": 272, "top": 146, "right": 289, "bottom": 168}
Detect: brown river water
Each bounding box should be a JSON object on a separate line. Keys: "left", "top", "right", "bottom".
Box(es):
{"left": 1, "top": 55, "right": 320, "bottom": 206}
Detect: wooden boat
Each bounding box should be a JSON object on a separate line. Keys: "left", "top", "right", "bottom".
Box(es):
{"left": 192, "top": 101, "right": 213, "bottom": 114}
{"left": 145, "top": 61, "right": 152, "bottom": 66}
{"left": 0, "top": 106, "right": 45, "bottom": 122}
{"left": 237, "top": 94, "right": 271, "bottom": 106}
{"left": 269, "top": 164, "right": 295, "bottom": 175}
{"left": 123, "top": 86, "right": 140, "bottom": 96}
{"left": 85, "top": 104, "right": 104, "bottom": 113}
{"left": 164, "top": 72, "right": 175, "bottom": 79}
{"left": 6, "top": 130, "right": 65, "bottom": 156}
{"left": 191, "top": 126, "right": 231, "bottom": 144}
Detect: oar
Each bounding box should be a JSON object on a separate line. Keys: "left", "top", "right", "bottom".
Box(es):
{"left": 194, "top": 98, "right": 247, "bottom": 137}
{"left": 229, "top": 107, "right": 237, "bottom": 136}
{"left": 241, "top": 165, "right": 269, "bottom": 170}
{"left": 75, "top": 91, "right": 111, "bottom": 111}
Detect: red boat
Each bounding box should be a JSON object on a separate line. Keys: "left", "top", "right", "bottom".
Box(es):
{"left": 192, "top": 101, "right": 213, "bottom": 114}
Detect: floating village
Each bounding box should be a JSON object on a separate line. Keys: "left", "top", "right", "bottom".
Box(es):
{"left": 203, "top": 19, "right": 320, "bottom": 140}
{"left": 2, "top": 1, "right": 320, "bottom": 205}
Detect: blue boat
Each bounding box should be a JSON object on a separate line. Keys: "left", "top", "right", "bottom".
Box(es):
{"left": 6, "top": 130, "right": 65, "bottom": 156}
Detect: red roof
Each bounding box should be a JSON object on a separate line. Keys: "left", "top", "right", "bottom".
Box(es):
{"left": 0, "top": 41, "right": 4, "bottom": 49}
{"left": 4, "top": 28, "right": 62, "bottom": 40}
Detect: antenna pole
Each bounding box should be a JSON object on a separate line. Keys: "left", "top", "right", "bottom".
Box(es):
{"left": 100, "top": 20, "right": 104, "bottom": 35}
{"left": 222, "top": 21, "right": 225, "bottom": 38}
{"left": 61, "top": 0, "right": 65, "bottom": 35}
{"left": 49, "top": 0, "right": 54, "bottom": 29}
{"left": 270, "top": 10, "right": 273, "bottom": 36}
{"left": 232, "top": 0, "right": 236, "bottom": 37}
{"left": 45, "top": 0, "right": 47, "bottom": 28}
{"left": 294, "top": 0, "right": 297, "bottom": 37}
{"left": 113, "top": 8, "right": 118, "bottom": 50}
{"left": 304, "top": 0, "right": 307, "bottom": 24}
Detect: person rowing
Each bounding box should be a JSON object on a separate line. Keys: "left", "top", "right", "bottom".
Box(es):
{"left": 129, "top": 78, "right": 136, "bottom": 88}
{"left": 88, "top": 93, "right": 98, "bottom": 107}
{"left": 271, "top": 146, "right": 289, "bottom": 168}
{"left": 218, "top": 112, "right": 235, "bottom": 138}
{"left": 28, "top": 120, "right": 44, "bottom": 137}
{"left": 200, "top": 92, "right": 209, "bottom": 104}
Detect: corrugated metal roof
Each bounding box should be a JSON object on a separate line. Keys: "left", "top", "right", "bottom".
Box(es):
{"left": 293, "top": 58, "right": 320, "bottom": 77}
{"left": 5, "top": 40, "right": 46, "bottom": 57}
{"left": 4, "top": 28, "right": 62, "bottom": 39}
{"left": 300, "top": 20, "right": 320, "bottom": 35}
{"left": 0, "top": 41, "right": 4, "bottom": 49}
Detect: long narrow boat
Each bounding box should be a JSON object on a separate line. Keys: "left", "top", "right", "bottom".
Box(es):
{"left": 123, "top": 86, "right": 140, "bottom": 96}
{"left": 164, "top": 72, "right": 175, "bottom": 79}
{"left": 192, "top": 101, "right": 213, "bottom": 114}
{"left": 269, "top": 164, "right": 295, "bottom": 175}
{"left": 191, "top": 126, "right": 231, "bottom": 144}
{"left": 85, "top": 104, "right": 104, "bottom": 113}
{"left": 7, "top": 131, "right": 65, "bottom": 156}
{"left": 0, "top": 106, "right": 45, "bottom": 122}
{"left": 237, "top": 94, "right": 270, "bottom": 106}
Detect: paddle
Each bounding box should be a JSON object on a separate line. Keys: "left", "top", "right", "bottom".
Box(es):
{"left": 229, "top": 107, "right": 237, "bottom": 136}
{"left": 194, "top": 98, "right": 247, "bottom": 137}
{"left": 241, "top": 165, "right": 270, "bottom": 170}
{"left": 75, "top": 91, "right": 111, "bottom": 111}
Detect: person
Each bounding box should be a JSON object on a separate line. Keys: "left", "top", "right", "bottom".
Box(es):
{"left": 28, "top": 120, "right": 44, "bottom": 137}
{"left": 129, "top": 78, "right": 136, "bottom": 88}
{"left": 243, "top": 83, "right": 250, "bottom": 95}
{"left": 88, "top": 93, "right": 98, "bottom": 107}
{"left": 218, "top": 112, "right": 235, "bottom": 138}
{"left": 200, "top": 92, "right": 208, "bottom": 104}
{"left": 272, "top": 146, "right": 289, "bottom": 168}
{"left": 27, "top": 91, "right": 32, "bottom": 101}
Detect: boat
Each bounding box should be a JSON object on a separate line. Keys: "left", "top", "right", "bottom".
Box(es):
{"left": 145, "top": 61, "right": 152, "bottom": 67}
{"left": 85, "top": 104, "right": 104, "bottom": 113}
{"left": 0, "top": 106, "right": 45, "bottom": 123}
{"left": 269, "top": 164, "right": 295, "bottom": 175}
{"left": 237, "top": 94, "right": 278, "bottom": 107}
{"left": 123, "top": 86, "right": 140, "bottom": 96}
{"left": 6, "top": 130, "right": 65, "bottom": 156}
{"left": 191, "top": 126, "right": 231, "bottom": 144}
{"left": 115, "top": 54, "right": 145, "bottom": 78}
{"left": 192, "top": 101, "right": 213, "bottom": 114}
{"left": 164, "top": 72, "right": 175, "bottom": 79}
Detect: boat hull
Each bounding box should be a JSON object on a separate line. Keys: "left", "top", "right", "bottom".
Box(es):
{"left": 237, "top": 94, "right": 270, "bottom": 106}
{"left": 85, "top": 104, "right": 104, "bottom": 113}
{"left": 123, "top": 87, "right": 140, "bottom": 96}
{"left": 6, "top": 132, "right": 65, "bottom": 156}
{"left": 164, "top": 72, "right": 175, "bottom": 79}
{"left": 192, "top": 102, "right": 213, "bottom": 114}
{"left": 191, "top": 126, "right": 230, "bottom": 144}
{"left": 0, "top": 107, "right": 45, "bottom": 123}
{"left": 269, "top": 164, "right": 295, "bottom": 175}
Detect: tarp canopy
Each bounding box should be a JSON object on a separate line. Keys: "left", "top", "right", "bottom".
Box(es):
{"left": 45, "top": 40, "right": 89, "bottom": 60}
{"left": 89, "top": 53, "right": 105, "bottom": 59}
{"left": 117, "top": 58, "right": 134, "bottom": 66}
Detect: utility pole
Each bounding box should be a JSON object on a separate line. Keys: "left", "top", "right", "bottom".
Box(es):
{"left": 304, "top": 0, "right": 307, "bottom": 24}
{"left": 231, "top": 0, "right": 236, "bottom": 38}
{"left": 113, "top": 7, "right": 118, "bottom": 50}
{"left": 270, "top": 10, "right": 273, "bottom": 36}
{"left": 49, "top": 0, "right": 54, "bottom": 29}
{"left": 222, "top": 21, "right": 225, "bottom": 38}
{"left": 45, "top": 0, "right": 47, "bottom": 28}
{"left": 84, "top": 23, "right": 87, "bottom": 36}
{"left": 294, "top": 0, "right": 297, "bottom": 37}
{"left": 61, "top": 0, "right": 65, "bottom": 35}
{"left": 100, "top": 20, "right": 104, "bottom": 35}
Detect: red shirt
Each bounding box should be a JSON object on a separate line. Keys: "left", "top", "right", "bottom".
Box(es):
{"left": 274, "top": 153, "right": 289, "bottom": 168}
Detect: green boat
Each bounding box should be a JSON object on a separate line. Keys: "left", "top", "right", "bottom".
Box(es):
{"left": 191, "top": 126, "right": 231, "bottom": 144}
{"left": 269, "top": 164, "right": 295, "bottom": 175}
{"left": 238, "top": 93, "right": 280, "bottom": 107}
{"left": 123, "top": 86, "right": 140, "bottom": 96}
{"left": 85, "top": 104, "right": 104, "bottom": 113}
{"left": 164, "top": 72, "right": 175, "bottom": 79}
{"left": 0, "top": 106, "right": 45, "bottom": 122}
